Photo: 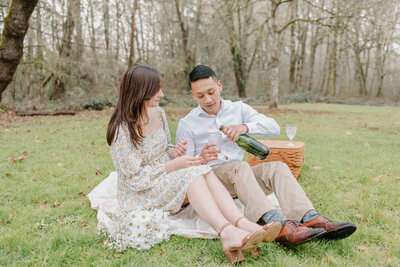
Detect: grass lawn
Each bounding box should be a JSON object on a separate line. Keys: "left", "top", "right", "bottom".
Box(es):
{"left": 1, "top": 103, "right": 399, "bottom": 266}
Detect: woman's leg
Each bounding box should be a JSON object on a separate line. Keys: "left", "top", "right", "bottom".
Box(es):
{"left": 187, "top": 175, "right": 250, "bottom": 249}
{"left": 203, "top": 171, "right": 263, "bottom": 233}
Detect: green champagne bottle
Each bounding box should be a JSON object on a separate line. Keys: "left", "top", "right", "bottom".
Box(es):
{"left": 219, "top": 125, "right": 270, "bottom": 160}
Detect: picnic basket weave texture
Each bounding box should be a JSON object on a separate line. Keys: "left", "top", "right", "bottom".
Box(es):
{"left": 246, "top": 140, "right": 305, "bottom": 179}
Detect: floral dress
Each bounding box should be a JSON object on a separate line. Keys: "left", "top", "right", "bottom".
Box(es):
{"left": 105, "top": 107, "right": 211, "bottom": 250}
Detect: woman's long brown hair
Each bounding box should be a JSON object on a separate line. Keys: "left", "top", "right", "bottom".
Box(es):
{"left": 106, "top": 64, "right": 162, "bottom": 148}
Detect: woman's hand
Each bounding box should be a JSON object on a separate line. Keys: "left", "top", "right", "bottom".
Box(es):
{"left": 165, "top": 155, "right": 203, "bottom": 173}
{"left": 170, "top": 141, "right": 187, "bottom": 158}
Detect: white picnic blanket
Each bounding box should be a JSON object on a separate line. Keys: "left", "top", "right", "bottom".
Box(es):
{"left": 88, "top": 171, "right": 280, "bottom": 250}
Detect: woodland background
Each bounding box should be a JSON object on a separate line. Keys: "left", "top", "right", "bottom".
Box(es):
{"left": 0, "top": 0, "right": 400, "bottom": 111}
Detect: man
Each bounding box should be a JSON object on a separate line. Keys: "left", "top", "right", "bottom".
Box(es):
{"left": 176, "top": 65, "right": 356, "bottom": 245}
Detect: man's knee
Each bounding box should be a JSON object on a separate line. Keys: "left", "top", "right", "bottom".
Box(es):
{"left": 234, "top": 161, "right": 253, "bottom": 174}
{"left": 271, "top": 161, "right": 295, "bottom": 180}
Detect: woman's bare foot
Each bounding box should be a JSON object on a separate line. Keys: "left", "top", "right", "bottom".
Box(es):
{"left": 236, "top": 218, "right": 264, "bottom": 233}
{"left": 219, "top": 224, "right": 250, "bottom": 251}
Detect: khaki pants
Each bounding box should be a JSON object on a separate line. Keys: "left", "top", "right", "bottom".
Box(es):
{"left": 213, "top": 161, "right": 314, "bottom": 222}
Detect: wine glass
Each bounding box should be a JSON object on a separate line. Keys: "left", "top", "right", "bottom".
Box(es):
{"left": 208, "top": 132, "right": 222, "bottom": 150}
{"left": 285, "top": 125, "right": 297, "bottom": 147}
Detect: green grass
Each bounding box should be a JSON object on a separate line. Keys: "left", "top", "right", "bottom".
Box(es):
{"left": 1, "top": 104, "right": 399, "bottom": 266}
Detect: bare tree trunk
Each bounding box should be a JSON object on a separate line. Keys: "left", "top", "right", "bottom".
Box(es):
{"left": 73, "top": 0, "right": 83, "bottom": 59}
{"left": 307, "top": 25, "right": 319, "bottom": 91}
{"left": 102, "top": 0, "right": 110, "bottom": 51}
{"left": 35, "top": 4, "right": 43, "bottom": 61}
{"left": 288, "top": 0, "right": 297, "bottom": 94}
{"left": 0, "top": 0, "right": 38, "bottom": 102}
{"left": 330, "top": 26, "right": 338, "bottom": 96}
{"left": 128, "top": 0, "right": 138, "bottom": 67}
{"left": 319, "top": 37, "right": 330, "bottom": 94}
{"left": 269, "top": 33, "right": 281, "bottom": 108}
{"left": 228, "top": 2, "right": 247, "bottom": 97}
{"left": 375, "top": 28, "right": 384, "bottom": 97}
{"left": 174, "top": 0, "right": 191, "bottom": 78}
{"left": 115, "top": 0, "right": 121, "bottom": 61}
{"left": 87, "top": 0, "right": 96, "bottom": 53}
{"left": 191, "top": 0, "right": 202, "bottom": 67}
{"left": 296, "top": 23, "right": 307, "bottom": 92}
{"left": 138, "top": 2, "right": 145, "bottom": 60}
{"left": 268, "top": 7, "right": 281, "bottom": 109}
{"left": 51, "top": 0, "right": 57, "bottom": 52}
{"left": 59, "top": 0, "right": 74, "bottom": 57}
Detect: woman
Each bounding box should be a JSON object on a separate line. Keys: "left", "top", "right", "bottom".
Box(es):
{"left": 106, "top": 64, "right": 281, "bottom": 263}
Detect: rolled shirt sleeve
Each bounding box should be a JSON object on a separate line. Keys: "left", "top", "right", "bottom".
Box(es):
{"left": 241, "top": 103, "right": 280, "bottom": 138}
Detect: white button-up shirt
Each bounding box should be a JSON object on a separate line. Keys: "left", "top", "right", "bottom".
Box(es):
{"left": 176, "top": 99, "right": 280, "bottom": 168}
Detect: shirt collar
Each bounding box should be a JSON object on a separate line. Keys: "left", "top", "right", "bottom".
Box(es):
{"left": 195, "top": 97, "right": 228, "bottom": 117}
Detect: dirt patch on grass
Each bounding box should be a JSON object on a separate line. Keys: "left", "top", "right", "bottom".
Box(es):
{"left": 0, "top": 112, "right": 30, "bottom": 128}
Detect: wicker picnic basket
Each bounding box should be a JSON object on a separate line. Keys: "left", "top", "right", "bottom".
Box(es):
{"left": 247, "top": 140, "right": 305, "bottom": 179}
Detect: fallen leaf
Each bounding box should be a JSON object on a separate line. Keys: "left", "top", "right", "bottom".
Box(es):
{"left": 369, "top": 127, "right": 379, "bottom": 131}
{"left": 5, "top": 173, "right": 11, "bottom": 177}
{"left": 40, "top": 201, "right": 48, "bottom": 208}
{"left": 53, "top": 200, "right": 60, "bottom": 207}
{"left": 113, "top": 253, "right": 121, "bottom": 258}
{"left": 345, "top": 131, "right": 352, "bottom": 135}
{"left": 384, "top": 258, "right": 392, "bottom": 266}
{"left": 81, "top": 221, "right": 87, "bottom": 228}
{"left": 101, "top": 240, "right": 109, "bottom": 248}
{"left": 313, "top": 166, "right": 323, "bottom": 170}
{"left": 64, "top": 145, "right": 70, "bottom": 149}
{"left": 249, "top": 248, "right": 260, "bottom": 256}
{"left": 354, "top": 214, "right": 367, "bottom": 221}
{"left": 396, "top": 177, "right": 400, "bottom": 181}
{"left": 363, "top": 143, "right": 371, "bottom": 148}
{"left": 80, "top": 176, "right": 87, "bottom": 181}
{"left": 22, "top": 151, "right": 28, "bottom": 155}
{"left": 79, "top": 190, "right": 86, "bottom": 197}
{"left": 95, "top": 168, "right": 102, "bottom": 175}
{"left": 372, "top": 175, "right": 383, "bottom": 182}
{"left": 10, "top": 156, "right": 25, "bottom": 163}
{"left": 356, "top": 245, "right": 368, "bottom": 252}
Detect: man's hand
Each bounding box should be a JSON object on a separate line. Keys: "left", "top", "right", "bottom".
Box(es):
{"left": 221, "top": 124, "right": 248, "bottom": 141}
{"left": 199, "top": 144, "right": 220, "bottom": 164}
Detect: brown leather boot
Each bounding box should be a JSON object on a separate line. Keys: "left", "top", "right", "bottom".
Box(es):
{"left": 303, "top": 215, "right": 356, "bottom": 240}
{"left": 275, "top": 220, "right": 326, "bottom": 245}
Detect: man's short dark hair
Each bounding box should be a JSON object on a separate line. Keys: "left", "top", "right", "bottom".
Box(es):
{"left": 188, "top": 65, "right": 218, "bottom": 88}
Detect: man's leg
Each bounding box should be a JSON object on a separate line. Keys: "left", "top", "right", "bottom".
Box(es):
{"left": 251, "top": 161, "right": 314, "bottom": 221}
{"left": 252, "top": 161, "right": 356, "bottom": 241}
{"left": 213, "top": 161, "right": 275, "bottom": 222}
